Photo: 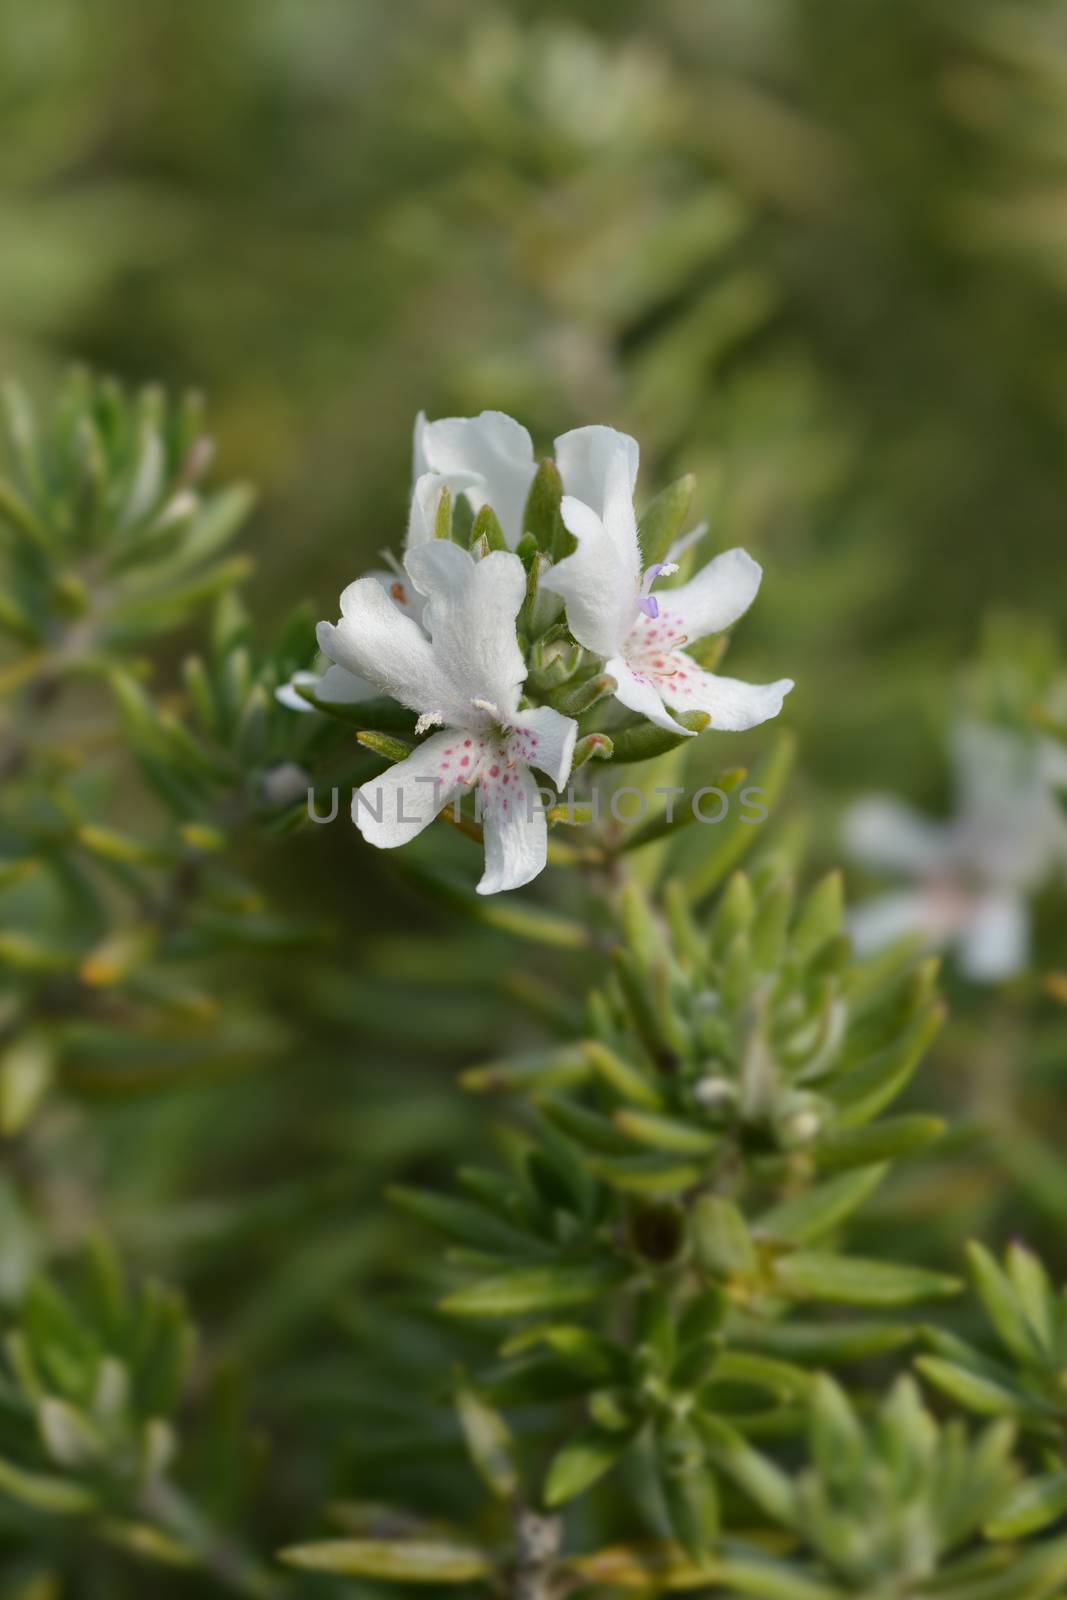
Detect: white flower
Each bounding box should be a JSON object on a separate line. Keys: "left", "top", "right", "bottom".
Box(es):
{"left": 538, "top": 425, "right": 794, "bottom": 735}
{"left": 414, "top": 410, "right": 538, "bottom": 549}
{"left": 275, "top": 565, "right": 425, "bottom": 714}
{"left": 276, "top": 413, "right": 519, "bottom": 712}
{"left": 260, "top": 762, "right": 311, "bottom": 808}
{"left": 317, "top": 540, "right": 578, "bottom": 895}
{"left": 844, "top": 722, "right": 1067, "bottom": 982}
{"left": 280, "top": 411, "right": 792, "bottom": 736}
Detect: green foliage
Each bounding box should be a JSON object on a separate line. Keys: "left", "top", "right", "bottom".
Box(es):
{"left": 0, "top": 374, "right": 356, "bottom": 1132}
{"left": 0, "top": 1236, "right": 192, "bottom": 1517}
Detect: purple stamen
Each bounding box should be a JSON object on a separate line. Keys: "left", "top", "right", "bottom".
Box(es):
{"left": 638, "top": 562, "right": 673, "bottom": 620}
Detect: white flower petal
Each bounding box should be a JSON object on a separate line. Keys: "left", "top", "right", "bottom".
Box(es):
{"left": 660, "top": 547, "right": 763, "bottom": 643}
{"left": 478, "top": 763, "right": 548, "bottom": 895}
{"left": 656, "top": 660, "right": 793, "bottom": 732}
{"left": 607, "top": 655, "right": 691, "bottom": 735}
{"left": 509, "top": 706, "right": 579, "bottom": 789}
{"left": 406, "top": 472, "right": 452, "bottom": 549}
{"left": 364, "top": 564, "right": 427, "bottom": 626}
{"left": 317, "top": 576, "right": 443, "bottom": 718}
{"left": 412, "top": 410, "right": 429, "bottom": 478}
{"left": 842, "top": 797, "right": 951, "bottom": 876}
{"left": 542, "top": 494, "right": 640, "bottom": 659}
{"left": 283, "top": 570, "right": 427, "bottom": 715}
{"left": 261, "top": 762, "right": 311, "bottom": 806}
{"left": 951, "top": 719, "right": 1067, "bottom": 891}
{"left": 847, "top": 891, "right": 934, "bottom": 956}
{"left": 404, "top": 542, "right": 527, "bottom": 723}
{"left": 276, "top": 670, "right": 330, "bottom": 713}
{"left": 417, "top": 410, "right": 536, "bottom": 547}
{"left": 1040, "top": 734, "right": 1067, "bottom": 791}
{"left": 957, "top": 891, "right": 1029, "bottom": 982}
{"left": 315, "top": 663, "right": 377, "bottom": 703}
{"left": 353, "top": 731, "right": 475, "bottom": 848}
{"left": 554, "top": 425, "right": 639, "bottom": 517}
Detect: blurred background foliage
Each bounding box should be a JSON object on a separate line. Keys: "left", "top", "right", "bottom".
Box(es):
{"left": 2, "top": 0, "right": 1067, "bottom": 1593}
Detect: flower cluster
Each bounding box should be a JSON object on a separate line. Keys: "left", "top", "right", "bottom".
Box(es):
{"left": 279, "top": 412, "right": 793, "bottom": 893}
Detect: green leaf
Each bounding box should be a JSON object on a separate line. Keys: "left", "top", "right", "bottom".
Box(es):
{"left": 441, "top": 1260, "right": 627, "bottom": 1317}
{"left": 0, "top": 1455, "right": 97, "bottom": 1515}
{"left": 613, "top": 1108, "right": 719, "bottom": 1156}
{"left": 0, "top": 1034, "right": 55, "bottom": 1136}
{"left": 0, "top": 931, "right": 77, "bottom": 974}
{"left": 985, "top": 1472, "right": 1067, "bottom": 1540}
{"left": 638, "top": 475, "right": 696, "bottom": 568}
{"left": 455, "top": 1383, "right": 519, "bottom": 1500}
{"left": 808, "top": 1375, "right": 863, "bottom": 1484}
{"left": 539, "top": 1096, "right": 636, "bottom": 1154}
{"left": 684, "top": 731, "right": 795, "bottom": 901}
{"left": 757, "top": 1166, "right": 887, "bottom": 1245}
{"left": 590, "top": 1153, "right": 703, "bottom": 1195}
{"left": 617, "top": 768, "right": 746, "bottom": 854}
{"left": 814, "top": 1115, "right": 944, "bottom": 1172}
{"left": 790, "top": 872, "right": 844, "bottom": 964}
{"left": 607, "top": 711, "right": 710, "bottom": 764}
{"left": 703, "top": 1556, "right": 840, "bottom": 1600}
{"left": 827, "top": 1004, "right": 945, "bottom": 1127}
{"left": 523, "top": 458, "right": 566, "bottom": 558}
{"left": 96, "top": 1518, "right": 196, "bottom": 1567}
{"left": 570, "top": 731, "right": 615, "bottom": 771}
{"left": 524, "top": 550, "right": 563, "bottom": 634}
{"left": 545, "top": 1424, "right": 628, "bottom": 1506}
{"left": 470, "top": 503, "right": 506, "bottom": 552}
{"left": 968, "top": 1242, "right": 1044, "bottom": 1365}
{"left": 0, "top": 585, "right": 41, "bottom": 644}
{"left": 433, "top": 485, "right": 452, "bottom": 540}
{"left": 751, "top": 878, "right": 793, "bottom": 973}
{"left": 700, "top": 1417, "right": 797, "bottom": 1527}
{"left": 566, "top": 1545, "right": 838, "bottom": 1598}
{"left": 692, "top": 1195, "right": 757, "bottom": 1278}
{"left": 0, "top": 473, "right": 51, "bottom": 549}
{"left": 76, "top": 823, "right": 170, "bottom": 867}
{"left": 583, "top": 1040, "right": 663, "bottom": 1109}
{"left": 460, "top": 1048, "right": 590, "bottom": 1095}
{"left": 356, "top": 730, "right": 414, "bottom": 763}
{"left": 502, "top": 1324, "right": 624, "bottom": 1380}
{"left": 739, "top": 1318, "right": 915, "bottom": 1364}
{"left": 1006, "top": 1243, "right": 1055, "bottom": 1354}
{"left": 397, "top": 862, "right": 590, "bottom": 950}
{"left": 549, "top": 672, "right": 618, "bottom": 718}
{"left": 709, "top": 1349, "right": 814, "bottom": 1399}
{"left": 388, "top": 1186, "right": 549, "bottom": 1259}
{"left": 916, "top": 1356, "right": 1023, "bottom": 1417}
{"left": 279, "top": 1538, "right": 491, "bottom": 1582}
{"left": 656, "top": 1420, "right": 719, "bottom": 1563}
{"left": 776, "top": 1252, "right": 960, "bottom": 1307}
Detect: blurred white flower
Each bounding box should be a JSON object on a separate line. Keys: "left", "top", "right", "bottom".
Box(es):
{"left": 540, "top": 424, "right": 793, "bottom": 735}
{"left": 260, "top": 762, "right": 311, "bottom": 808}
{"left": 317, "top": 540, "right": 577, "bottom": 894}
{"left": 844, "top": 722, "right": 1067, "bottom": 981}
